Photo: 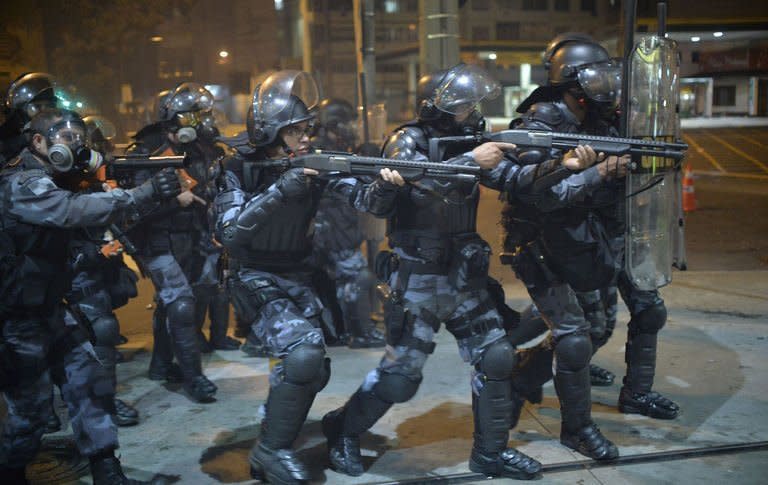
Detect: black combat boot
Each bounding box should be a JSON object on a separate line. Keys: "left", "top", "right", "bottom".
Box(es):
{"left": 469, "top": 378, "right": 541, "bottom": 480}
{"left": 555, "top": 368, "right": 618, "bottom": 460}
{"left": 89, "top": 450, "right": 147, "bottom": 485}
{"left": 618, "top": 327, "right": 679, "bottom": 419}
{"left": 114, "top": 399, "right": 139, "bottom": 427}
{"left": 590, "top": 363, "right": 615, "bottom": 386}
{"left": 249, "top": 381, "right": 317, "bottom": 484}
{"left": 322, "top": 387, "right": 393, "bottom": 476}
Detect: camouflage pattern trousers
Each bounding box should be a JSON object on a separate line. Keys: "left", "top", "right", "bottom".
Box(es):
{"left": 360, "top": 269, "right": 507, "bottom": 395}
{"left": 227, "top": 267, "right": 325, "bottom": 386}
{"left": 0, "top": 305, "right": 118, "bottom": 466}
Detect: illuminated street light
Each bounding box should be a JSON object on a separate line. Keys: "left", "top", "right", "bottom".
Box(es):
{"left": 488, "top": 52, "right": 497, "bottom": 60}
{"left": 219, "top": 50, "right": 229, "bottom": 58}
{"left": 713, "top": 32, "right": 724, "bottom": 38}
{"left": 691, "top": 36, "right": 701, "bottom": 42}
{"left": 150, "top": 36, "right": 164, "bottom": 43}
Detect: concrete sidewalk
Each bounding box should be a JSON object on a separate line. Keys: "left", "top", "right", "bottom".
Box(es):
{"left": 30, "top": 269, "right": 762, "bottom": 484}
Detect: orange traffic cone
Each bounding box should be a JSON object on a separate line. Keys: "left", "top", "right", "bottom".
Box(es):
{"left": 682, "top": 165, "right": 697, "bottom": 212}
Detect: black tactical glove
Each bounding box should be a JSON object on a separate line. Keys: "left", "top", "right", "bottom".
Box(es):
{"left": 130, "top": 168, "right": 182, "bottom": 205}
{"left": 150, "top": 168, "right": 182, "bottom": 200}
{"left": 275, "top": 167, "right": 311, "bottom": 199}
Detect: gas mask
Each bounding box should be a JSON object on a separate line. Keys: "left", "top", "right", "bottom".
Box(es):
{"left": 173, "top": 110, "right": 220, "bottom": 143}
{"left": 42, "top": 119, "right": 103, "bottom": 173}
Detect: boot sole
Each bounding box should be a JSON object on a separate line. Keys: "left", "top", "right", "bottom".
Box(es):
{"left": 468, "top": 458, "right": 539, "bottom": 480}
{"left": 560, "top": 438, "right": 619, "bottom": 461}
{"left": 618, "top": 402, "right": 678, "bottom": 420}
{"left": 250, "top": 460, "right": 307, "bottom": 484}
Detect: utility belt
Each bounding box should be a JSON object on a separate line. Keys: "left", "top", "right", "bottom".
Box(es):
{"left": 381, "top": 231, "right": 491, "bottom": 292}
{"left": 500, "top": 240, "right": 559, "bottom": 290}
{"left": 233, "top": 249, "right": 312, "bottom": 273}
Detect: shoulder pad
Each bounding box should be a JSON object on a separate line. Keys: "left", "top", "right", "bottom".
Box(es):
{"left": 382, "top": 126, "right": 427, "bottom": 160}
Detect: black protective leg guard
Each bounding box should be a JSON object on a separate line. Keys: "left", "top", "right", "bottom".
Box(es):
{"left": 148, "top": 303, "right": 181, "bottom": 382}
{"left": 250, "top": 381, "right": 316, "bottom": 483}
{"left": 508, "top": 341, "right": 553, "bottom": 429}
{"left": 192, "top": 287, "right": 213, "bottom": 354}
{"left": 619, "top": 318, "right": 679, "bottom": 419}
{"left": 624, "top": 330, "right": 658, "bottom": 394}
{"left": 94, "top": 344, "right": 139, "bottom": 426}
{"left": 323, "top": 387, "right": 393, "bottom": 476}
{"left": 209, "top": 290, "right": 239, "bottom": 350}
{"left": 167, "top": 297, "right": 216, "bottom": 402}
{"left": 469, "top": 379, "right": 541, "bottom": 480}
{"left": 554, "top": 368, "right": 592, "bottom": 434}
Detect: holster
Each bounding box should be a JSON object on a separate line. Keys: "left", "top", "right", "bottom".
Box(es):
{"left": 447, "top": 234, "right": 491, "bottom": 291}
{"left": 383, "top": 289, "right": 409, "bottom": 346}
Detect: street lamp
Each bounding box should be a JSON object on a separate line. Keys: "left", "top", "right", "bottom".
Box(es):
{"left": 219, "top": 50, "right": 229, "bottom": 59}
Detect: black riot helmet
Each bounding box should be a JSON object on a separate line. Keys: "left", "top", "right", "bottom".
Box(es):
{"left": 5, "top": 72, "right": 58, "bottom": 121}
{"left": 418, "top": 63, "right": 499, "bottom": 134}
{"left": 160, "top": 82, "right": 217, "bottom": 143}
{"left": 248, "top": 70, "right": 318, "bottom": 147}
{"left": 153, "top": 89, "right": 172, "bottom": 122}
{"left": 83, "top": 115, "right": 117, "bottom": 155}
{"left": 545, "top": 34, "right": 621, "bottom": 110}
{"left": 317, "top": 98, "right": 356, "bottom": 129}
{"left": 316, "top": 98, "right": 357, "bottom": 150}
{"left": 415, "top": 68, "right": 449, "bottom": 118}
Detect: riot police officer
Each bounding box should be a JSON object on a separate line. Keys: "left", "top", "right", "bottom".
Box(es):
{"left": 126, "top": 82, "right": 221, "bottom": 402}
{"left": 63, "top": 115, "right": 140, "bottom": 427}
{"left": 311, "top": 98, "right": 385, "bottom": 349}
{"left": 499, "top": 34, "right": 635, "bottom": 460}
{"left": 1, "top": 72, "right": 58, "bottom": 164}
{"left": 215, "top": 70, "right": 378, "bottom": 484}
{"left": 321, "top": 64, "right": 548, "bottom": 480}
{"left": 0, "top": 108, "right": 180, "bottom": 484}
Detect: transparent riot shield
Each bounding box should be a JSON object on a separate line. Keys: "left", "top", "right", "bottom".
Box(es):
{"left": 625, "top": 35, "right": 682, "bottom": 290}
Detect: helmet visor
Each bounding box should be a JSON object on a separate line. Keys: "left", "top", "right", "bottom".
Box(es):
{"left": 83, "top": 115, "right": 116, "bottom": 141}
{"left": 166, "top": 83, "right": 214, "bottom": 116}
{"left": 48, "top": 119, "right": 87, "bottom": 147}
{"left": 254, "top": 70, "right": 319, "bottom": 121}
{"left": 7, "top": 73, "right": 56, "bottom": 110}
{"left": 577, "top": 60, "right": 622, "bottom": 107}
{"left": 433, "top": 64, "right": 501, "bottom": 116}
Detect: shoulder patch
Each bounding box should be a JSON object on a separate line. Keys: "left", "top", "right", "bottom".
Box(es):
{"left": 17, "top": 171, "right": 56, "bottom": 196}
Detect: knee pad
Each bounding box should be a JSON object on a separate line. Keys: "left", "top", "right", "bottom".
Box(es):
{"left": 166, "top": 296, "right": 196, "bottom": 325}
{"left": 283, "top": 343, "right": 326, "bottom": 385}
{"left": 90, "top": 315, "right": 120, "bottom": 347}
{"left": 308, "top": 357, "right": 331, "bottom": 393}
{"left": 373, "top": 370, "right": 422, "bottom": 403}
{"left": 631, "top": 303, "right": 667, "bottom": 334}
{"left": 478, "top": 338, "right": 516, "bottom": 380}
{"left": 554, "top": 332, "right": 592, "bottom": 371}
